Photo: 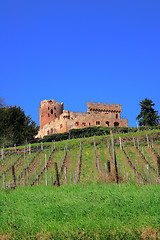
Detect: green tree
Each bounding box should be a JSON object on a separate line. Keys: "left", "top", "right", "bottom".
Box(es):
{"left": 0, "top": 98, "right": 5, "bottom": 108}
{"left": 0, "top": 105, "right": 39, "bottom": 145}
{"left": 136, "top": 98, "right": 160, "bottom": 126}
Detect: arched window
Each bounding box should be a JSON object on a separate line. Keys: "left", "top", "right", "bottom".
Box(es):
{"left": 54, "top": 107, "right": 56, "bottom": 110}
{"left": 51, "top": 109, "right": 53, "bottom": 114}
{"left": 60, "top": 124, "right": 63, "bottom": 129}
{"left": 116, "top": 114, "right": 118, "bottom": 119}
{"left": 89, "top": 122, "right": 91, "bottom": 126}
{"left": 82, "top": 122, "right": 86, "bottom": 126}
{"left": 55, "top": 113, "right": 57, "bottom": 117}
{"left": 48, "top": 113, "right": 50, "bottom": 117}
{"left": 106, "top": 121, "right": 109, "bottom": 126}
{"left": 47, "top": 130, "right": 49, "bottom": 135}
{"left": 96, "top": 121, "right": 100, "bottom": 125}
{"left": 51, "top": 128, "right": 53, "bottom": 134}
{"left": 75, "top": 122, "right": 79, "bottom": 126}
{"left": 114, "top": 122, "right": 119, "bottom": 127}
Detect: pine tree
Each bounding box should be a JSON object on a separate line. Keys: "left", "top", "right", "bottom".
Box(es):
{"left": 136, "top": 98, "right": 160, "bottom": 126}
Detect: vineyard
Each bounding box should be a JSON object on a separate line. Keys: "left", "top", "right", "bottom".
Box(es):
{"left": 1, "top": 130, "right": 160, "bottom": 189}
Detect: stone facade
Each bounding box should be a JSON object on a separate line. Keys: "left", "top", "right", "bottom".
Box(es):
{"left": 37, "top": 99, "right": 128, "bottom": 138}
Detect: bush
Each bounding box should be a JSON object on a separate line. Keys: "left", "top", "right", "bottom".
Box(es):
{"left": 40, "top": 125, "right": 160, "bottom": 143}
{"left": 43, "top": 132, "right": 69, "bottom": 142}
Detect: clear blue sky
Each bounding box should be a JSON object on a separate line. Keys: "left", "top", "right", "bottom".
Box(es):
{"left": 0, "top": 0, "right": 160, "bottom": 127}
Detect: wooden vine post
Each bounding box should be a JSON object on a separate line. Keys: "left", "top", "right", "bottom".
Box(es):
{"left": 1, "top": 148, "right": 4, "bottom": 167}
{"left": 3, "top": 172, "right": 6, "bottom": 189}
{"left": 24, "top": 169, "right": 26, "bottom": 186}
{"left": 64, "top": 167, "right": 67, "bottom": 182}
{"left": 45, "top": 154, "right": 47, "bottom": 186}
{"left": 54, "top": 162, "right": 60, "bottom": 187}
{"left": 119, "top": 137, "right": 122, "bottom": 149}
{"left": 110, "top": 131, "right": 119, "bottom": 184}
{"left": 132, "top": 136, "right": 135, "bottom": 147}
{"left": 105, "top": 160, "right": 111, "bottom": 177}
{"left": 77, "top": 140, "right": 82, "bottom": 183}
{"left": 12, "top": 164, "right": 16, "bottom": 189}
{"left": 93, "top": 138, "right": 100, "bottom": 174}
{"left": 146, "top": 135, "right": 150, "bottom": 148}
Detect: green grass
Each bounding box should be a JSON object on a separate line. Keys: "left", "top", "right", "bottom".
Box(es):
{"left": 0, "top": 183, "right": 160, "bottom": 239}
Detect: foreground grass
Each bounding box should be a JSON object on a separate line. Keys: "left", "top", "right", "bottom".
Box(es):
{"left": 0, "top": 184, "right": 160, "bottom": 239}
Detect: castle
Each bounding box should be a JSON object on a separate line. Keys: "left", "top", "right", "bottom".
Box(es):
{"left": 37, "top": 99, "right": 128, "bottom": 138}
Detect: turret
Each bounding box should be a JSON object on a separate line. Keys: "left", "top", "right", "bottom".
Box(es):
{"left": 39, "top": 99, "right": 63, "bottom": 128}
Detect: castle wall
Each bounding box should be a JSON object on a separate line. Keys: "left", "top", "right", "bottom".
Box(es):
{"left": 37, "top": 108, "right": 128, "bottom": 138}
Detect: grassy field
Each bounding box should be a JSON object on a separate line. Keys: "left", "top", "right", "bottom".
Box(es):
{"left": 0, "top": 183, "right": 160, "bottom": 239}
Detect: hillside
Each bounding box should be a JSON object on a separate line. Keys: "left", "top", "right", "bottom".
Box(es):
{"left": 1, "top": 129, "right": 160, "bottom": 188}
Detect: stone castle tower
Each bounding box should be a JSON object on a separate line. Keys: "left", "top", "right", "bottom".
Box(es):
{"left": 39, "top": 99, "right": 64, "bottom": 128}
{"left": 37, "top": 99, "right": 128, "bottom": 138}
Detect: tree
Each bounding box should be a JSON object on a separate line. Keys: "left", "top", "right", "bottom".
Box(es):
{"left": 0, "top": 98, "right": 5, "bottom": 108}
{"left": 0, "top": 105, "right": 39, "bottom": 145}
{"left": 136, "top": 98, "right": 160, "bottom": 126}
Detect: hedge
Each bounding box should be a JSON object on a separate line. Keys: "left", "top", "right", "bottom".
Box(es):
{"left": 39, "top": 125, "right": 160, "bottom": 143}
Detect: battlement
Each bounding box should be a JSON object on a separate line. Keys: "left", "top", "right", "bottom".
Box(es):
{"left": 40, "top": 99, "right": 63, "bottom": 107}
{"left": 87, "top": 101, "right": 121, "bottom": 113}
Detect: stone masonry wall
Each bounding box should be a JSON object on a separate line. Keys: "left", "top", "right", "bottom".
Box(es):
{"left": 37, "top": 99, "right": 128, "bottom": 138}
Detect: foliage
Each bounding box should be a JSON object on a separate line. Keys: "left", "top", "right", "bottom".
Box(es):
{"left": 0, "top": 98, "right": 5, "bottom": 108}
{"left": 136, "top": 98, "right": 160, "bottom": 126}
{"left": 0, "top": 106, "right": 39, "bottom": 146}
{"left": 43, "top": 132, "right": 69, "bottom": 142}
{"left": 40, "top": 125, "right": 160, "bottom": 143}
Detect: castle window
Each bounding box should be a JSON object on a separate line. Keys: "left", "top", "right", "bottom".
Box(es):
{"left": 75, "top": 122, "right": 79, "bottom": 126}
{"left": 51, "top": 109, "right": 53, "bottom": 114}
{"left": 47, "top": 130, "right": 49, "bottom": 135}
{"left": 116, "top": 114, "right": 118, "bottom": 119}
{"left": 55, "top": 113, "right": 57, "bottom": 117}
{"left": 54, "top": 107, "right": 56, "bottom": 110}
{"left": 51, "top": 128, "right": 53, "bottom": 134}
{"left": 48, "top": 107, "right": 49, "bottom": 110}
{"left": 114, "top": 122, "right": 119, "bottom": 127}
{"left": 89, "top": 122, "right": 90, "bottom": 126}
{"left": 106, "top": 121, "right": 109, "bottom": 126}
{"left": 60, "top": 124, "right": 63, "bottom": 129}
{"left": 48, "top": 113, "right": 50, "bottom": 117}
{"left": 82, "top": 122, "right": 86, "bottom": 126}
{"left": 96, "top": 121, "right": 100, "bottom": 125}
